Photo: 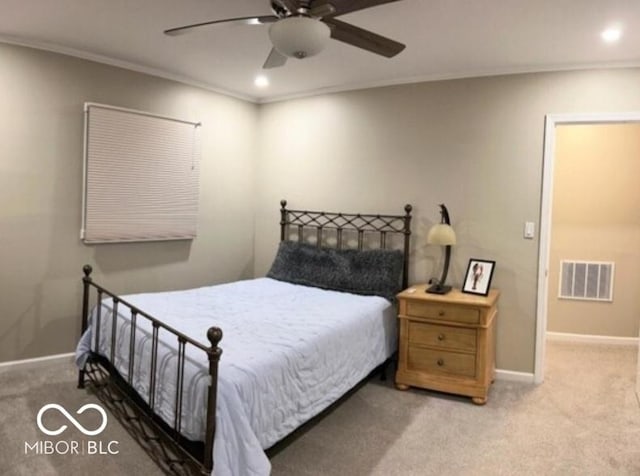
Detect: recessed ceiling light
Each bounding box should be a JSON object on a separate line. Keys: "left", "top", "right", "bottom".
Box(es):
{"left": 254, "top": 75, "right": 269, "bottom": 88}
{"left": 601, "top": 27, "right": 622, "bottom": 43}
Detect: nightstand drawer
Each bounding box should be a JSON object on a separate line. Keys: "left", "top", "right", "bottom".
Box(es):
{"left": 406, "top": 301, "right": 480, "bottom": 324}
{"left": 407, "top": 347, "right": 476, "bottom": 378}
{"left": 408, "top": 322, "right": 477, "bottom": 352}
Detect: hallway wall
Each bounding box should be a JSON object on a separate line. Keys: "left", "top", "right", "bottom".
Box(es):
{"left": 547, "top": 123, "right": 640, "bottom": 337}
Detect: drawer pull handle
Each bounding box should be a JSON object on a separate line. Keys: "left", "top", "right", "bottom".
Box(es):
{"left": 437, "top": 358, "right": 444, "bottom": 366}
{"left": 438, "top": 310, "right": 445, "bottom": 317}
{"left": 437, "top": 333, "right": 445, "bottom": 341}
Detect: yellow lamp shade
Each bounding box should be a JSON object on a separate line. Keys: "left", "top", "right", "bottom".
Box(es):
{"left": 427, "top": 224, "right": 457, "bottom": 246}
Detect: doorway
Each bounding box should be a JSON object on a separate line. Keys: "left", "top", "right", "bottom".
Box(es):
{"left": 535, "top": 112, "right": 640, "bottom": 386}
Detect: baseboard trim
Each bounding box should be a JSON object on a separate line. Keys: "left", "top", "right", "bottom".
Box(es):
{"left": 0, "top": 352, "right": 75, "bottom": 369}
{"left": 546, "top": 331, "right": 639, "bottom": 346}
{"left": 495, "top": 369, "right": 535, "bottom": 383}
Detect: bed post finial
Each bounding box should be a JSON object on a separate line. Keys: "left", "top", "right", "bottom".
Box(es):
{"left": 83, "top": 264, "right": 93, "bottom": 279}
{"left": 206, "top": 326, "right": 223, "bottom": 349}
{"left": 280, "top": 199, "right": 287, "bottom": 209}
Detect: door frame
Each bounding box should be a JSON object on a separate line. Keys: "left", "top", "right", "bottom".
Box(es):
{"left": 534, "top": 111, "right": 640, "bottom": 384}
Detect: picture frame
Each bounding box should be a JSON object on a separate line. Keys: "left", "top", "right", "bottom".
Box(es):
{"left": 462, "top": 259, "right": 496, "bottom": 296}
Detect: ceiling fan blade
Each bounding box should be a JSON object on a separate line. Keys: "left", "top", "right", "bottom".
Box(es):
{"left": 164, "top": 15, "right": 278, "bottom": 36}
{"left": 263, "top": 48, "right": 288, "bottom": 69}
{"left": 313, "top": 0, "right": 402, "bottom": 18}
{"left": 323, "top": 18, "right": 405, "bottom": 57}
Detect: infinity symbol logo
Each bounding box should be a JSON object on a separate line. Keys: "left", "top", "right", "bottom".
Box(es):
{"left": 36, "top": 403, "right": 108, "bottom": 436}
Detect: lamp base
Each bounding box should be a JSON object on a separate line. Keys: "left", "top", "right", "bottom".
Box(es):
{"left": 426, "top": 283, "right": 452, "bottom": 294}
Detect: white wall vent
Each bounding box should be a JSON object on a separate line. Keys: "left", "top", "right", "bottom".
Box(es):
{"left": 559, "top": 260, "right": 614, "bottom": 302}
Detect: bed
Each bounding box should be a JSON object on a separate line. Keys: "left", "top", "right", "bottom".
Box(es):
{"left": 76, "top": 200, "right": 412, "bottom": 475}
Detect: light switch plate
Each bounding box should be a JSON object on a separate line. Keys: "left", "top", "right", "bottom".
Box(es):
{"left": 524, "top": 221, "right": 535, "bottom": 239}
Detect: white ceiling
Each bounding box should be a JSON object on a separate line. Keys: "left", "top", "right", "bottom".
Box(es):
{"left": 1, "top": 0, "right": 639, "bottom": 103}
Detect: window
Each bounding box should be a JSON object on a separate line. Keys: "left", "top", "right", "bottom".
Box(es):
{"left": 82, "top": 103, "right": 201, "bottom": 243}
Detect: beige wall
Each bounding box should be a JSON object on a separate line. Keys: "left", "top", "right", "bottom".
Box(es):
{"left": 254, "top": 68, "right": 640, "bottom": 373}
{"left": 0, "top": 44, "right": 258, "bottom": 363}
{"left": 4, "top": 41, "right": 640, "bottom": 373}
{"left": 548, "top": 124, "right": 640, "bottom": 337}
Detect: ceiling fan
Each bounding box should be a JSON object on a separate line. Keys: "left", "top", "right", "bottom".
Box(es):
{"left": 164, "top": 0, "right": 406, "bottom": 69}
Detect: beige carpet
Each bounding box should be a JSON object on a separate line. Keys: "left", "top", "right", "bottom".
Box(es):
{"left": 1, "top": 341, "right": 639, "bottom": 476}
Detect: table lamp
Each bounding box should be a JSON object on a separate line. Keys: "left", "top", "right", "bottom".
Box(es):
{"left": 426, "top": 204, "right": 456, "bottom": 294}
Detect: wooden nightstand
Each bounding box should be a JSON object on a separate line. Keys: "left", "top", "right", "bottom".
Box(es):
{"left": 395, "top": 285, "right": 499, "bottom": 405}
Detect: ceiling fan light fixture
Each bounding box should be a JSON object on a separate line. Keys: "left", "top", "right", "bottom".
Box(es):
{"left": 269, "top": 16, "right": 330, "bottom": 59}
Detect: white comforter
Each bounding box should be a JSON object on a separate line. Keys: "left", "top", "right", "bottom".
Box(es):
{"left": 76, "top": 277, "right": 396, "bottom": 476}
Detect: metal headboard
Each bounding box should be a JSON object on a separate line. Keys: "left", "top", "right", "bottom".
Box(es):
{"left": 279, "top": 199, "right": 413, "bottom": 289}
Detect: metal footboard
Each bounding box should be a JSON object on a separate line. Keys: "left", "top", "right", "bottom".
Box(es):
{"left": 77, "top": 265, "right": 222, "bottom": 475}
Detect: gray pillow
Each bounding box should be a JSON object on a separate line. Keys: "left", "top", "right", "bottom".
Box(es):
{"left": 267, "top": 241, "right": 404, "bottom": 301}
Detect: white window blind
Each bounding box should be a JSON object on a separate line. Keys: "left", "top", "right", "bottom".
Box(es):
{"left": 82, "top": 103, "right": 201, "bottom": 243}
